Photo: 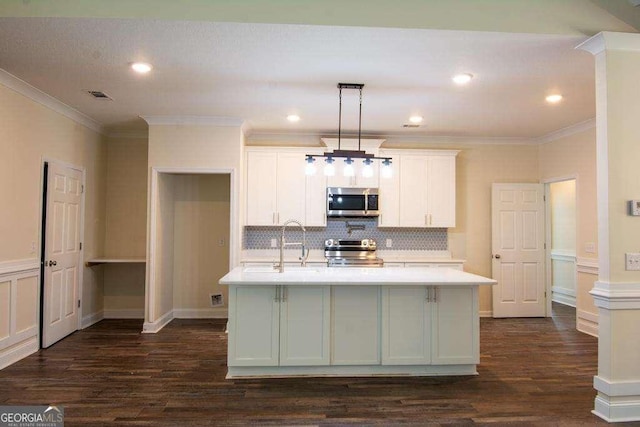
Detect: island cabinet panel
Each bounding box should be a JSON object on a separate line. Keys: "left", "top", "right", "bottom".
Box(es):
{"left": 431, "top": 286, "right": 479, "bottom": 365}
{"left": 279, "top": 286, "right": 331, "bottom": 366}
{"left": 331, "top": 286, "right": 380, "bottom": 365}
{"left": 228, "top": 285, "right": 279, "bottom": 366}
{"left": 381, "top": 286, "right": 432, "bottom": 365}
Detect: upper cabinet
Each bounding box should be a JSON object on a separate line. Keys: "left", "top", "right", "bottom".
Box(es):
{"left": 378, "top": 149, "right": 458, "bottom": 228}
{"left": 245, "top": 148, "right": 326, "bottom": 227}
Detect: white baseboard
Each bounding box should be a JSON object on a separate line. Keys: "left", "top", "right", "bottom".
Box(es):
{"left": 103, "top": 309, "right": 144, "bottom": 319}
{"left": 81, "top": 310, "right": 104, "bottom": 328}
{"left": 173, "top": 308, "right": 228, "bottom": 319}
{"left": 593, "top": 376, "right": 640, "bottom": 422}
{"left": 0, "top": 336, "right": 39, "bottom": 370}
{"left": 577, "top": 309, "right": 598, "bottom": 337}
{"left": 479, "top": 310, "right": 492, "bottom": 318}
{"left": 142, "top": 310, "right": 173, "bottom": 333}
{"left": 552, "top": 292, "right": 576, "bottom": 307}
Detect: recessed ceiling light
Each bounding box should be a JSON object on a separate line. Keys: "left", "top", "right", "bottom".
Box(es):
{"left": 409, "top": 116, "right": 423, "bottom": 124}
{"left": 287, "top": 114, "right": 300, "bottom": 122}
{"left": 545, "top": 94, "right": 563, "bottom": 104}
{"left": 131, "top": 62, "right": 152, "bottom": 74}
{"left": 452, "top": 73, "right": 473, "bottom": 85}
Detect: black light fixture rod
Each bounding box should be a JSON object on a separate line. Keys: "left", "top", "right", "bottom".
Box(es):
{"left": 338, "top": 85, "right": 342, "bottom": 151}
{"left": 358, "top": 86, "right": 363, "bottom": 152}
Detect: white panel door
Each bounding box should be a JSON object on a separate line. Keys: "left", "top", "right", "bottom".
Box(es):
{"left": 331, "top": 286, "right": 380, "bottom": 365}
{"left": 427, "top": 155, "right": 456, "bottom": 227}
{"left": 276, "top": 153, "right": 306, "bottom": 225}
{"left": 279, "top": 286, "right": 330, "bottom": 366}
{"left": 492, "top": 183, "right": 546, "bottom": 317}
{"left": 228, "top": 285, "right": 279, "bottom": 366}
{"left": 431, "top": 286, "right": 478, "bottom": 364}
{"left": 42, "top": 162, "right": 82, "bottom": 348}
{"left": 381, "top": 286, "right": 431, "bottom": 365}
{"left": 246, "top": 151, "right": 278, "bottom": 225}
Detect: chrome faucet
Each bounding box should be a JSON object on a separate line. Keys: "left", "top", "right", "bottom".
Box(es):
{"left": 278, "top": 219, "right": 309, "bottom": 273}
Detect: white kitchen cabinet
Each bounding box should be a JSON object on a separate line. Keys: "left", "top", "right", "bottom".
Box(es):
{"left": 326, "top": 159, "right": 379, "bottom": 188}
{"left": 378, "top": 150, "right": 458, "bottom": 228}
{"left": 279, "top": 285, "right": 331, "bottom": 366}
{"left": 381, "top": 286, "right": 432, "bottom": 365}
{"left": 381, "top": 285, "right": 478, "bottom": 366}
{"left": 331, "top": 286, "right": 380, "bottom": 365}
{"left": 245, "top": 148, "right": 326, "bottom": 227}
{"left": 227, "top": 284, "right": 330, "bottom": 367}
{"left": 227, "top": 285, "right": 279, "bottom": 366}
{"left": 431, "top": 286, "right": 478, "bottom": 365}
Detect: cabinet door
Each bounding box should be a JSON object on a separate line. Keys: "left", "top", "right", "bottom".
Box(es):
{"left": 331, "top": 286, "right": 380, "bottom": 365}
{"left": 246, "top": 152, "right": 278, "bottom": 225}
{"left": 378, "top": 153, "right": 400, "bottom": 227}
{"left": 279, "top": 286, "right": 331, "bottom": 366}
{"left": 427, "top": 155, "right": 456, "bottom": 227}
{"left": 305, "top": 163, "right": 327, "bottom": 227}
{"left": 431, "top": 286, "right": 478, "bottom": 365}
{"left": 399, "top": 156, "right": 428, "bottom": 227}
{"left": 381, "top": 286, "right": 431, "bottom": 365}
{"left": 276, "top": 153, "right": 307, "bottom": 225}
{"left": 228, "top": 285, "right": 279, "bottom": 366}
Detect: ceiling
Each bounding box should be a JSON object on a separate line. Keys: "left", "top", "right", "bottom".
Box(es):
{"left": 0, "top": 3, "right": 636, "bottom": 140}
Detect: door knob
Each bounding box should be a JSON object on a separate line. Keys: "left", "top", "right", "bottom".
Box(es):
{"left": 494, "top": 254, "right": 501, "bottom": 259}
{"left": 48, "top": 260, "right": 57, "bottom": 266}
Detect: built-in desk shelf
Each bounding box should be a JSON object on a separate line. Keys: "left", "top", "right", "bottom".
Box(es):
{"left": 85, "top": 257, "right": 146, "bottom": 267}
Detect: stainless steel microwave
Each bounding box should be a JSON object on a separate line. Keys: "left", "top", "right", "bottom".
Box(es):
{"left": 327, "top": 187, "right": 379, "bottom": 218}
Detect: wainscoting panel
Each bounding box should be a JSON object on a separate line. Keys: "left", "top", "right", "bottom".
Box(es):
{"left": 551, "top": 250, "right": 576, "bottom": 307}
{"left": 0, "top": 259, "right": 40, "bottom": 370}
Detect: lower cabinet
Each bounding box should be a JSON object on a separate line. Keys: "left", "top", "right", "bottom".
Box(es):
{"left": 228, "top": 284, "right": 479, "bottom": 371}
{"left": 381, "top": 286, "right": 478, "bottom": 366}
{"left": 228, "top": 285, "right": 330, "bottom": 367}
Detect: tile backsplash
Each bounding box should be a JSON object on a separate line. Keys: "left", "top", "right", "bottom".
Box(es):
{"left": 244, "top": 218, "right": 447, "bottom": 251}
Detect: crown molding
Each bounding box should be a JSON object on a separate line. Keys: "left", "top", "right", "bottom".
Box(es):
{"left": 106, "top": 131, "right": 148, "bottom": 140}
{"left": 535, "top": 118, "right": 596, "bottom": 144}
{"left": 0, "top": 68, "right": 104, "bottom": 134}
{"left": 577, "top": 31, "right": 640, "bottom": 55}
{"left": 140, "top": 115, "right": 245, "bottom": 127}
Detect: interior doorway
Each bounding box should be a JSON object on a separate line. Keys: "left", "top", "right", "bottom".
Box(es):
{"left": 145, "top": 168, "right": 237, "bottom": 333}
{"left": 545, "top": 178, "right": 577, "bottom": 309}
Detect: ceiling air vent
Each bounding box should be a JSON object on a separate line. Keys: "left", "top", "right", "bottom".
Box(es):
{"left": 403, "top": 124, "right": 420, "bottom": 128}
{"left": 86, "top": 90, "right": 113, "bottom": 100}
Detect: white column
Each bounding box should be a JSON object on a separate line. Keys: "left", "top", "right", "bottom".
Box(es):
{"left": 578, "top": 32, "right": 640, "bottom": 423}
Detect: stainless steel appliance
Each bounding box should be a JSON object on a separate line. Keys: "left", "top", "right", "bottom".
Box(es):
{"left": 324, "top": 238, "right": 384, "bottom": 267}
{"left": 327, "top": 187, "right": 379, "bottom": 218}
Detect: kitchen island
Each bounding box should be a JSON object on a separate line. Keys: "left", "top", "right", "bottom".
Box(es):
{"left": 219, "top": 266, "right": 496, "bottom": 378}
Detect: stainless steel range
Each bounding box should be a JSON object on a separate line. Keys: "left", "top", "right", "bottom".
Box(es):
{"left": 324, "top": 238, "right": 384, "bottom": 267}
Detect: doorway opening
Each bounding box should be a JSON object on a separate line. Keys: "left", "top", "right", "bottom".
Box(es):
{"left": 144, "top": 169, "right": 236, "bottom": 333}
{"left": 545, "top": 178, "right": 577, "bottom": 309}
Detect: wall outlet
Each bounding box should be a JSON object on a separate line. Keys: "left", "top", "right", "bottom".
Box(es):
{"left": 625, "top": 253, "right": 640, "bottom": 271}
{"left": 210, "top": 293, "right": 224, "bottom": 307}
{"left": 270, "top": 238, "right": 277, "bottom": 248}
{"left": 386, "top": 239, "right": 392, "bottom": 248}
{"left": 218, "top": 238, "right": 225, "bottom": 247}
{"left": 585, "top": 242, "right": 596, "bottom": 254}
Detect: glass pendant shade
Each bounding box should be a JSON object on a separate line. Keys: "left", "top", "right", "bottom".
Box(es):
{"left": 324, "top": 158, "right": 336, "bottom": 176}
{"left": 362, "top": 160, "right": 374, "bottom": 178}
{"left": 305, "top": 162, "right": 316, "bottom": 176}
{"left": 381, "top": 160, "right": 393, "bottom": 178}
{"left": 343, "top": 159, "right": 355, "bottom": 177}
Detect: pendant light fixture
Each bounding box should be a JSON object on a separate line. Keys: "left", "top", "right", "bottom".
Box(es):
{"left": 305, "top": 83, "right": 392, "bottom": 177}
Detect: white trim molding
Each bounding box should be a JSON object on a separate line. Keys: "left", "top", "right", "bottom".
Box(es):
{"left": 142, "top": 309, "right": 174, "bottom": 334}
{"left": 81, "top": 310, "right": 104, "bottom": 329}
{"left": 577, "top": 32, "right": 640, "bottom": 55}
{"left": 577, "top": 309, "right": 598, "bottom": 337}
{"left": 479, "top": 310, "right": 493, "bottom": 318}
{"left": 104, "top": 309, "right": 144, "bottom": 319}
{"left": 0, "top": 68, "right": 103, "bottom": 134}
{"left": 173, "top": 308, "right": 229, "bottom": 319}
{"left": 591, "top": 281, "right": 640, "bottom": 309}
{"left": 536, "top": 118, "right": 596, "bottom": 144}
{"left": 594, "top": 376, "right": 640, "bottom": 423}
{"left": 0, "top": 259, "right": 39, "bottom": 276}
{"left": 0, "top": 337, "right": 39, "bottom": 371}
{"left": 577, "top": 258, "right": 599, "bottom": 275}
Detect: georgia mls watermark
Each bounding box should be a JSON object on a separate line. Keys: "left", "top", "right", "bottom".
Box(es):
{"left": 0, "top": 405, "right": 64, "bottom": 427}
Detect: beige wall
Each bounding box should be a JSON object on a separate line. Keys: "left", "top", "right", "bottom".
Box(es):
{"left": 0, "top": 81, "right": 107, "bottom": 319}
{"left": 105, "top": 135, "right": 148, "bottom": 257}
{"left": 550, "top": 180, "right": 576, "bottom": 252}
{"left": 172, "top": 174, "right": 230, "bottom": 311}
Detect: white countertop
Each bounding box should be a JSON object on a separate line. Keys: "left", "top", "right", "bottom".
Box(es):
{"left": 241, "top": 250, "right": 465, "bottom": 265}
{"left": 220, "top": 266, "right": 496, "bottom": 286}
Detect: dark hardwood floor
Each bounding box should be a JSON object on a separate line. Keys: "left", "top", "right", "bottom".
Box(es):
{"left": 0, "top": 304, "right": 636, "bottom": 426}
